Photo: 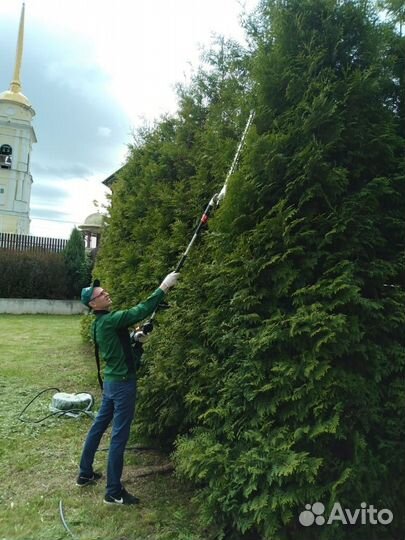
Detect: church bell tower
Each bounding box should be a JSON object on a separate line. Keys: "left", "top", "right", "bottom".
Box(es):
{"left": 0, "top": 3, "right": 36, "bottom": 234}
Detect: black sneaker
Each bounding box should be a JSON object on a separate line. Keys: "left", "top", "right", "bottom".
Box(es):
{"left": 103, "top": 488, "right": 140, "bottom": 506}
{"left": 76, "top": 471, "right": 102, "bottom": 487}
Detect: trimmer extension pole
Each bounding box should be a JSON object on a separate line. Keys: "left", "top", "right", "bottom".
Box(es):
{"left": 147, "top": 111, "right": 255, "bottom": 325}
{"left": 174, "top": 194, "right": 218, "bottom": 272}
{"left": 175, "top": 110, "right": 255, "bottom": 272}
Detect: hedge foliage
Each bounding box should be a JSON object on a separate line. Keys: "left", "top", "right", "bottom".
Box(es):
{"left": 94, "top": 1, "right": 405, "bottom": 538}
{"left": 0, "top": 249, "right": 69, "bottom": 299}
{"left": 0, "top": 228, "right": 93, "bottom": 300}
{"left": 63, "top": 227, "right": 93, "bottom": 298}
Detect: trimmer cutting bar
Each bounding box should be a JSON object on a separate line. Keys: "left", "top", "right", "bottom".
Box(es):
{"left": 175, "top": 110, "right": 255, "bottom": 272}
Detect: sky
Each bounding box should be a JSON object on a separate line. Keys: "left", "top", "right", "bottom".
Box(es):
{"left": 0, "top": 0, "right": 259, "bottom": 239}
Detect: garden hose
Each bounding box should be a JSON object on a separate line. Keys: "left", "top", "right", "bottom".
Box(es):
{"left": 59, "top": 500, "right": 78, "bottom": 539}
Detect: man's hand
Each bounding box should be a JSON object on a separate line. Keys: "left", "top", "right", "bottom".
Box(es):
{"left": 134, "top": 330, "right": 149, "bottom": 343}
{"left": 159, "top": 271, "right": 180, "bottom": 292}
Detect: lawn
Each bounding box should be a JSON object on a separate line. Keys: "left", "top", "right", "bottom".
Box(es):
{"left": 0, "top": 315, "right": 212, "bottom": 540}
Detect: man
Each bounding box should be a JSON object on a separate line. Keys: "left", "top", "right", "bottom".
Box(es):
{"left": 76, "top": 271, "right": 179, "bottom": 505}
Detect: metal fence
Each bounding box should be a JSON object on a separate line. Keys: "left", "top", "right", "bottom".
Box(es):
{"left": 0, "top": 232, "right": 68, "bottom": 253}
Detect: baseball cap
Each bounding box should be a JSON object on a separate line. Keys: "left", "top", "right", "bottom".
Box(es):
{"left": 81, "top": 279, "right": 101, "bottom": 307}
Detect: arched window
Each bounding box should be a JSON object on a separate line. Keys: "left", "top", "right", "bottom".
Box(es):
{"left": 0, "top": 144, "right": 12, "bottom": 169}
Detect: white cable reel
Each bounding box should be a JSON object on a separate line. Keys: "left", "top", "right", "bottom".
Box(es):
{"left": 50, "top": 392, "right": 95, "bottom": 418}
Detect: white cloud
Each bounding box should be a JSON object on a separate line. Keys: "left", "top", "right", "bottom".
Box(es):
{"left": 0, "top": 0, "right": 259, "bottom": 238}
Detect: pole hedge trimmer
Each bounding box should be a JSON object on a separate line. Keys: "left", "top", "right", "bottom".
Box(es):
{"left": 132, "top": 110, "right": 255, "bottom": 343}
{"left": 173, "top": 109, "right": 255, "bottom": 273}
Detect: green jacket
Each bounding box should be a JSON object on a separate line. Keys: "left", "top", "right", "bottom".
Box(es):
{"left": 92, "top": 287, "right": 165, "bottom": 382}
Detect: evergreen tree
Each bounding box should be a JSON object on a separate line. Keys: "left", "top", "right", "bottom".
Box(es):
{"left": 63, "top": 227, "right": 87, "bottom": 298}
{"left": 170, "top": 1, "right": 405, "bottom": 538}
{"left": 379, "top": 0, "right": 405, "bottom": 34}
{"left": 95, "top": 2, "right": 405, "bottom": 538}
{"left": 381, "top": 0, "right": 405, "bottom": 139}
{"left": 95, "top": 36, "right": 251, "bottom": 306}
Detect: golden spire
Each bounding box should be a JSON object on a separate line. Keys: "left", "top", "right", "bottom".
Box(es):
{"left": 10, "top": 3, "right": 25, "bottom": 94}
{"left": 0, "top": 3, "right": 33, "bottom": 109}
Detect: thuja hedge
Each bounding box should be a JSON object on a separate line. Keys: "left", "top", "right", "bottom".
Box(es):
{"left": 0, "top": 249, "right": 69, "bottom": 299}
{"left": 0, "top": 228, "right": 93, "bottom": 300}
{"left": 94, "top": 1, "right": 405, "bottom": 538}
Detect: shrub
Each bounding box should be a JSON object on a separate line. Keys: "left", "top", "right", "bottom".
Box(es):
{"left": 63, "top": 228, "right": 89, "bottom": 298}
{"left": 0, "top": 249, "right": 69, "bottom": 299}
{"left": 80, "top": 312, "right": 94, "bottom": 344}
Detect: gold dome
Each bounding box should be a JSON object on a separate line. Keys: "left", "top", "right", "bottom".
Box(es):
{"left": 0, "top": 89, "right": 32, "bottom": 109}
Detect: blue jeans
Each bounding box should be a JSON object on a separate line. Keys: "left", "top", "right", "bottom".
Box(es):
{"left": 79, "top": 379, "right": 136, "bottom": 497}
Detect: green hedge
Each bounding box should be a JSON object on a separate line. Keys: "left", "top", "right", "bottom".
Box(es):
{"left": 92, "top": 1, "right": 405, "bottom": 538}
{"left": 80, "top": 312, "right": 94, "bottom": 343}
{"left": 0, "top": 249, "right": 70, "bottom": 299}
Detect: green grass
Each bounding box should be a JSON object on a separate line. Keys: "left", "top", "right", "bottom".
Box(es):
{"left": 0, "top": 315, "right": 213, "bottom": 540}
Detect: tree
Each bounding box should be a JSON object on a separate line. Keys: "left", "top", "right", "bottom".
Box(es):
{"left": 94, "top": 36, "right": 252, "bottom": 308}
{"left": 94, "top": 2, "right": 405, "bottom": 538}
{"left": 145, "top": 1, "right": 405, "bottom": 538}
{"left": 379, "top": 0, "right": 405, "bottom": 35}
{"left": 63, "top": 227, "right": 88, "bottom": 298}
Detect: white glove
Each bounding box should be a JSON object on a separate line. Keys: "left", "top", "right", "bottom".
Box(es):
{"left": 134, "top": 330, "right": 149, "bottom": 343}
{"left": 159, "top": 271, "right": 180, "bottom": 292}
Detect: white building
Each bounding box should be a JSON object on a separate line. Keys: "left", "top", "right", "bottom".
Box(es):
{"left": 0, "top": 4, "right": 36, "bottom": 234}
